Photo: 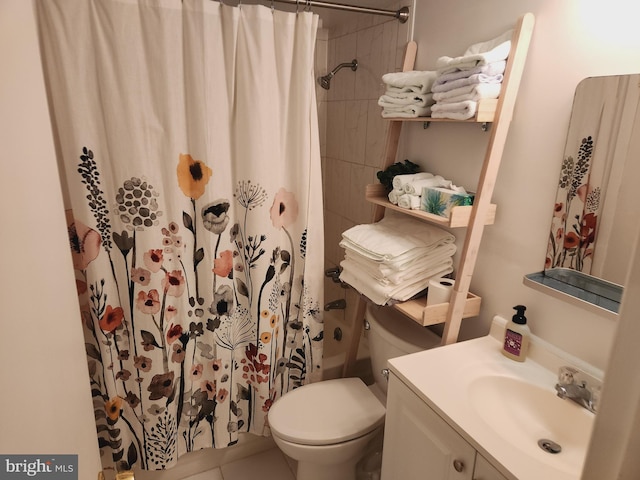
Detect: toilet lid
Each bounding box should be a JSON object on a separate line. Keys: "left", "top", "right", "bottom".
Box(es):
{"left": 268, "top": 377, "right": 385, "bottom": 446}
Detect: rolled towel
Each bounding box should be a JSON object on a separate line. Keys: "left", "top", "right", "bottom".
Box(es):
{"left": 431, "top": 73, "right": 504, "bottom": 94}
{"left": 397, "top": 193, "right": 421, "bottom": 210}
{"left": 432, "top": 83, "right": 502, "bottom": 104}
{"left": 382, "top": 70, "right": 438, "bottom": 94}
{"left": 431, "top": 100, "right": 478, "bottom": 120}
{"left": 381, "top": 105, "right": 432, "bottom": 118}
{"left": 388, "top": 188, "right": 403, "bottom": 205}
{"left": 432, "top": 61, "right": 506, "bottom": 89}
{"left": 436, "top": 30, "right": 512, "bottom": 75}
{"left": 378, "top": 92, "right": 434, "bottom": 108}
{"left": 403, "top": 176, "right": 451, "bottom": 194}
{"left": 392, "top": 172, "right": 433, "bottom": 191}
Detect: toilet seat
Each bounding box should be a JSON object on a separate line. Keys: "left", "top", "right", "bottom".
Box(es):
{"left": 268, "top": 377, "right": 385, "bottom": 446}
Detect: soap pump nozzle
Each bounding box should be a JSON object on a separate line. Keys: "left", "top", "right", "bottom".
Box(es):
{"left": 512, "top": 305, "right": 527, "bottom": 325}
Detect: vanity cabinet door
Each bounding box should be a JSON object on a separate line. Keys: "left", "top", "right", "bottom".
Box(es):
{"left": 382, "top": 375, "right": 475, "bottom": 480}
{"left": 473, "top": 455, "right": 509, "bottom": 480}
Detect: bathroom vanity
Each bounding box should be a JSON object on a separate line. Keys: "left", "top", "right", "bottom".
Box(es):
{"left": 383, "top": 375, "right": 507, "bottom": 480}
{"left": 380, "top": 317, "right": 601, "bottom": 480}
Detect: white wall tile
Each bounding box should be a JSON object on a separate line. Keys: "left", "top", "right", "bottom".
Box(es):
{"left": 365, "top": 99, "right": 388, "bottom": 168}
{"left": 325, "top": 100, "right": 346, "bottom": 159}
{"left": 344, "top": 100, "right": 368, "bottom": 165}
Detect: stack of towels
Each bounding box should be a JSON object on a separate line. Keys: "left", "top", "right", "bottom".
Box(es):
{"left": 378, "top": 70, "right": 437, "bottom": 118}
{"left": 430, "top": 29, "right": 512, "bottom": 120}
{"left": 338, "top": 214, "right": 456, "bottom": 305}
{"left": 387, "top": 172, "right": 466, "bottom": 210}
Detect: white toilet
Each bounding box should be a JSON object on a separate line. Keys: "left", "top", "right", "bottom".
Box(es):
{"left": 268, "top": 303, "right": 441, "bottom": 480}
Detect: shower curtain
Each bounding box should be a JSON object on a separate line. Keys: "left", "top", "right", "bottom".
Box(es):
{"left": 37, "top": 0, "right": 323, "bottom": 472}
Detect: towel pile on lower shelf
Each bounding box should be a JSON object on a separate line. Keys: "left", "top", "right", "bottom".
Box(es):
{"left": 430, "top": 29, "right": 512, "bottom": 120}
{"left": 378, "top": 70, "right": 437, "bottom": 118}
{"left": 387, "top": 172, "right": 467, "bottom": 211}
{"left": 338, "top": 214, "right": 456, "bottom": 305}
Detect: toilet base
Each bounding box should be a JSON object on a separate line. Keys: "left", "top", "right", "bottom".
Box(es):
{"left": 272, "top": 427, "right": 382, "bottom": 480}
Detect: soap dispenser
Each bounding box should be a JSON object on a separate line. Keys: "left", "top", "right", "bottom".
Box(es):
{"left": 502, "top": 305, "right": 530, "bottom": 362}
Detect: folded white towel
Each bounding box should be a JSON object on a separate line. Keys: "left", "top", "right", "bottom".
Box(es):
{"left": 403, "top": 175, "right": 450, "bottom": 195}
{"left": 392, "top": 172, "right": 433, "bottom": 191}
{"left": 432, "top": 61, "right": 507, "bottom": 89}
{"left": 342, "top": 240, "right": 455, "bottom": 268}
{"left": 345, "top": 244, "right": 457, "bottom": 285}
{"left": 430, "top": 100, "right": 478, "bottom": 120}
{"left": 345, "top": 245, "right": 456, "bottom": 274}
{"left": 387, "top": 188, "right": 403, "bottom": 205}
{"left": 436, "top": 29, "right": 512, "bottom": 75}
{"left": 433, "top": 83, "right": 502, "bottom": 103}
{"left": 339, "top": 258, "right": 454, "bottom": 305}
{"left": 382, "top": 70, "right": 438, "bottom": 94}
{"left": 397, "top": 193, "right": 421, "bottom": 210}
{"left": 340, "top": 214, "right": 455, "bottom": 262}
{"left": 431, "top": 73, "right": 503, "bottom": 94}
{"left": 378, "top": 93, "right": 434, "bottom": 108}
{"left": 381, "top": 105, "right": 432, "bottom": 118}
{"left": 384, "top": 90, "right": 434, "bottom": 101}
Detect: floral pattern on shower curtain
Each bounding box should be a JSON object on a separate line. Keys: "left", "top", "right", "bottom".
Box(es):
{"left": 37, "top": 0, "right": 323, "bottom": 472}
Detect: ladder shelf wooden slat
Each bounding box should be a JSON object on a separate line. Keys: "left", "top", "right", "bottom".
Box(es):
{"left": 365, "top": 183, "right": 496, "bottom": 228}
{"left": 392, "top": 292, "right": 482, "bottom": 327}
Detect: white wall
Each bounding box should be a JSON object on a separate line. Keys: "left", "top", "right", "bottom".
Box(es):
{"left": 0, "top": 0, "right": 102, "bottom": 477}
{"left": 403, "top": 0, "right": 640, "bottom": 371}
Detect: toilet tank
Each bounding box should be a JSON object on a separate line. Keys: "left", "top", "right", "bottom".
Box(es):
{"left": 365, "top": 304, "right": 441, "bottom": 397}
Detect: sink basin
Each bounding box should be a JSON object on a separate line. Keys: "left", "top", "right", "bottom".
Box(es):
{"left": 469, "top": 375, "right": 595, "bottom": 474}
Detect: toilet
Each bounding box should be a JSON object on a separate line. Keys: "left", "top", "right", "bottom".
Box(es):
{"left": 268, "top": 303, "right": 441, "bottom": 480}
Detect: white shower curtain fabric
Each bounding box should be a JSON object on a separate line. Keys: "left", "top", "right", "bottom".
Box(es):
{"left": 37, "top": 0, "right": 323, "bottom": 472}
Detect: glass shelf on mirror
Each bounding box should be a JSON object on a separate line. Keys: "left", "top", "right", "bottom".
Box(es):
{"left": 523, "top": 268, "right": 622, "bottom": 320}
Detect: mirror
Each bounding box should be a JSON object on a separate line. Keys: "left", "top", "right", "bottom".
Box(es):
{"left": 524, "top": 74, "right": 640, "bottom": 318}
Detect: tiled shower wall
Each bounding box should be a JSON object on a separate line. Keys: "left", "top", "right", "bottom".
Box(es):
{"left": 317, "top": 7, "right": 411, "bottom": 337}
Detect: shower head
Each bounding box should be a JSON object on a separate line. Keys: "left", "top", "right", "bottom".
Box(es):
{"left": 318, "top": 73, "right": 333, "bottom": 90}
{"left": 317, "top": 59, "right": 358, "bottom": 90}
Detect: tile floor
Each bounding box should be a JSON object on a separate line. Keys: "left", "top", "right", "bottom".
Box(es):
{"left": 182, "top": 448, "right": 296, "bottom": 480}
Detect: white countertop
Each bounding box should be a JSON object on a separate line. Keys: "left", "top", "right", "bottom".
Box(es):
{"left": 387, "top": 316, "right": 600, "bottom": 480}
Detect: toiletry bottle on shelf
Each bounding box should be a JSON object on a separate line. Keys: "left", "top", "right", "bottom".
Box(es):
{"left": 502, "top": 305, "right": 530, "bottom": 362}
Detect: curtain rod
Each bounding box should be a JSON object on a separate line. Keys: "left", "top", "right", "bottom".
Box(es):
{"left": 272, "top": 0, "right": 409, "bottom": 23}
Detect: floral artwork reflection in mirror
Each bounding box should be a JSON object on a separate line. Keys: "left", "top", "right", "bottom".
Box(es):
{"left": 546, "top": 135, "right": 600, "bottom": 273}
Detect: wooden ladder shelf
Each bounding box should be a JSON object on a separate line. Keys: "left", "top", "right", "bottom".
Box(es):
{"left": 342, "top": 13, "right": 535, "bottom": 376}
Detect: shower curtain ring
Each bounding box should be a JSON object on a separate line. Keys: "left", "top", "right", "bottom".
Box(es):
{"left": 305, "top": 0, "right": 311, "bottom": 11}
{"left": 296, "top": 0, "right": 299, "bottom": 13}
{"left": 270, "top": 0, "right": 274, "bottom": 12}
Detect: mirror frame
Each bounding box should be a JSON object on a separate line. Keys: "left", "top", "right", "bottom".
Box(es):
{"left": 523, "top": 74, "right": 640, "bottom": 318}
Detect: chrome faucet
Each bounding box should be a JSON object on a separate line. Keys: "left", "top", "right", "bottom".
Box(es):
{"left": 555, "top": 366, "right": 600, "bottom": 413}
